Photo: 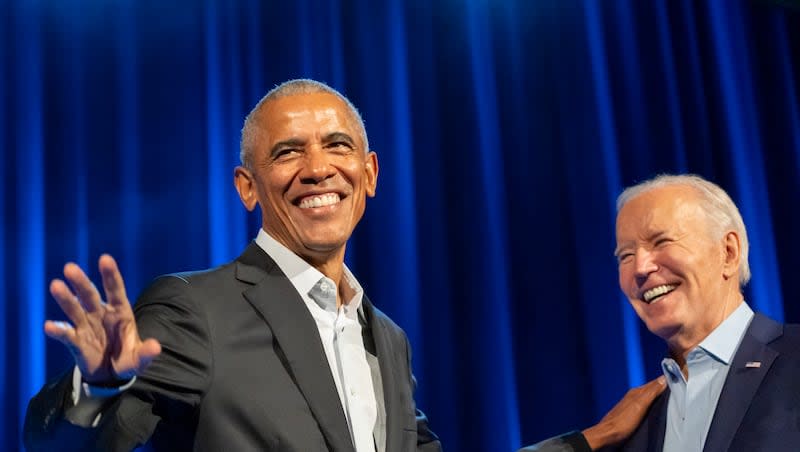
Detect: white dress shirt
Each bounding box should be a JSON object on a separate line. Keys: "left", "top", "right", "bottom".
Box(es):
{"left": 255, "top": 229, "right": 383, "bottom": 452}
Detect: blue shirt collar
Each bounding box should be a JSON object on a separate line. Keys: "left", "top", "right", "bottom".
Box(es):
{"left": 697, "top": 301, "right": 754, "bottom": 365}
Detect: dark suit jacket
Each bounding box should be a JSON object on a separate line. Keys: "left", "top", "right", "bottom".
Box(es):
{"left": 24, "top": 242, "right": 440, "bottom": 452}
{"left": 620, "top": 313, "right": 800, "bottom": 452}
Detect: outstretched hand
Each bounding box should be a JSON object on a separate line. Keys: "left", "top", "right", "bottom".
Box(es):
{"left": 44, "top": 254, "right": 161, "bottom": 385}
{"left": 582, "top": 375, "right": 667, "bottom": 450}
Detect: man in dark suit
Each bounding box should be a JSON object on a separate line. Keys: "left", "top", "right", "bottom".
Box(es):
{"left": 520, "top": 173, "right": 800, "bottom": 452}
{"left": 612, "top": 174, "right": 800, "bottom": 451}
{"left": 24, "top": 79, "right": 440, "bottom": 451}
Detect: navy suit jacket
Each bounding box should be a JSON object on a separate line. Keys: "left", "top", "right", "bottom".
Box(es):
{"left": 24, "top": 242, "right": 440, "bottom": 452}
{"left": 621, "top": 313, "right": 800, "bottom": 452}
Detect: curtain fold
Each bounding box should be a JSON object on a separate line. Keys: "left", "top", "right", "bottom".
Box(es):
{"left": 2, "top": 1, "right": 799, "bottom": 449}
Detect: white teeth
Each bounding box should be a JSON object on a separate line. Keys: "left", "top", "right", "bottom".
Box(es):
{"left": 643, "top": 284, "right": 677, "bottom": 303}
{"left": 298, "top": 193, "right": 340, "bottom": 209}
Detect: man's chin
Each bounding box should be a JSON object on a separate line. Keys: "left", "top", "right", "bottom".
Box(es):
{"left": 301, "top": 239, "right": 349, "bottom": 256}
{"left": 648, "top": 321, "right": 683, "bottom": 342}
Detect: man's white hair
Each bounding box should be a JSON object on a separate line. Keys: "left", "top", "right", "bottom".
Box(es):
{"left": 616, "top": 174, "right": 751, "bottom": 286}
{"left": 239, "top": 79, "right": 369, "bottom": 168}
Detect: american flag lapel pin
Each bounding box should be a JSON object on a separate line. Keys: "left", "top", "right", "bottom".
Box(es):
{"left": 745, "top": 361, "right": 762, "bottom": 368}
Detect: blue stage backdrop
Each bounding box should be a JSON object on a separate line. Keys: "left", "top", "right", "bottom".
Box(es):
{"left": 2, "top": 0, "right": 800, "bottom": 450}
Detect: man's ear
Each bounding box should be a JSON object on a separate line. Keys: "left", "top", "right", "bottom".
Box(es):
{"left": 234, "top": 166, "right": 258, "bottom": 211}
{"left": 722, "top": 230, "right": 741, "bottom": 280}
{"left": 364, "top": 151, "right": 379, "bottom": 197}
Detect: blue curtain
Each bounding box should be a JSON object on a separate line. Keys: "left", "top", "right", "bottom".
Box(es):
{"left": 3, "top": 1, "right": 800, "bottom": 450}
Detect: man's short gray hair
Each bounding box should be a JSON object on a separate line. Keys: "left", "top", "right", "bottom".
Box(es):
{"left": 240, "top": 79, "right": 369, "bottom": 168}
{"left": 616, "top": 174, "right": 751, "bottom": 286}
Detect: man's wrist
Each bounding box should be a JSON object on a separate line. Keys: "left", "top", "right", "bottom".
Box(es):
{"left": 68, "top": 366, "right": 134, "bottom": 427}
{"left": 582, "top": 424, "right": 611, "bottom": 451}
{"left": 72, "top": 366, "right": 136, "bottom": 403}
{"left": 81, "top": 377, "right": 136, "bottom": 397}
{"left": 82, "top": 377, "right": 134, "bottom": 389}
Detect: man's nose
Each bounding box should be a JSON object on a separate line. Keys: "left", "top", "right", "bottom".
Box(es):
{"left": 300, "top": 147, "right": 335, "bottom": 183}
{"left": 634, "top": 249, "right": 658, "bottom": 282}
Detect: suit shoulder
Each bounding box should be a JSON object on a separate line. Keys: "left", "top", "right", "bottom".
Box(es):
{"left": 133, "top": 261, "right": 237, "bottom": 311}
{"left": 146, "top": 261, "right": 236, "bottom": 289}
{"left": 783, "top": 323, "right": 800, "bottom": 335}
{"left": 758, "top": 320, "right": 800, "bottom": 358}
{"left": 779, "top": 322, "right": 800, "bottom": 345}
{"left": 166, "top": 260, "right": 238, "bottom": 285}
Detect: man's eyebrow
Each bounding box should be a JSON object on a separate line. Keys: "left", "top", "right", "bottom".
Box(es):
{"left": 322, "top": 132, "right": 356, "bottom": 146}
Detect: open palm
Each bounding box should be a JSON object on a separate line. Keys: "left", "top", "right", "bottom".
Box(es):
{"left": 44, "top": 255, "right": 161, "bottom": 385}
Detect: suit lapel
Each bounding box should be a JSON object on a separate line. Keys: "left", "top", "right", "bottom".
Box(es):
{"left": 363, "top": 296, "right": 402, "bottom": 452}
{"left": 647, "top": 390, "right": 668, "bottom": 452}
{"left": 702, "top": 314, "right": 781, "bottom": 452}
{"left": 235, "top": 243, "right": 355, "bottom": 452}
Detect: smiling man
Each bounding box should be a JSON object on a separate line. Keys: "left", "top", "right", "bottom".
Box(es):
{"left": 24, "top": 79, "right": 440, "bottom": 451}
{"left": 612, "top": 174, "right": 800, "bottom": 451}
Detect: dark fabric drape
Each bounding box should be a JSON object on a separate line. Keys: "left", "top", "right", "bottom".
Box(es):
{"left": 2, "top": 1, "right": 799, "bottom": 450}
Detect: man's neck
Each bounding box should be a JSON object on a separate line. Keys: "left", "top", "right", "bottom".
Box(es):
{"left": 668, "top": 293, "right": 745, "bottom": 369}
{"left": 255, "top": 229, "right": 361, "bottom": 310}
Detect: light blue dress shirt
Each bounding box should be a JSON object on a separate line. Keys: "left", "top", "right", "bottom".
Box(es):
{"left": 661, "top": 302, "right": 754, "bottom": 452}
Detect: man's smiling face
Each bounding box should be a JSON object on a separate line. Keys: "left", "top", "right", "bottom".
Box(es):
{"left": 236, "top": 92, "right": 378, "bottom": 263}
{"left": 615, "top": 185, "right": 733, "bottom": 349}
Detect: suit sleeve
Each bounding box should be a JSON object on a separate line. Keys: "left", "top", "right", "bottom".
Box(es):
{"left": 403, "top": 336, "right": 442, "bottom": 452}
{"left": 414, "top": 402, "right": 441, "bottom": 452}
{"left": 517, "top": 431, "right": 592, "bottom": 452}
{"left": 23, "top": 275, "right": 212, "bottom": 452}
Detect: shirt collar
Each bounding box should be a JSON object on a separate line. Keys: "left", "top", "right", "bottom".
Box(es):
{"left": 660, "top": 301, "right": 754, "bottom": 384}
{"left": 697, "top": 301, "right": 754, "bottom": 365}
{"left": 254, "top": 229, "right": 364, "bottom": 311}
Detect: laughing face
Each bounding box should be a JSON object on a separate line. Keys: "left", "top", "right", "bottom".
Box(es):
{"left": 615, "top": 185, "right": 741, "bottom": 354}
{"left": 235, "top": 92, "right": 378, "bottom": 265}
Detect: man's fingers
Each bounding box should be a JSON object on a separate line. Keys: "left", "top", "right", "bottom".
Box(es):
{"left": 640, "top": 375, "right": 667, "bottom": 398}
{"left": 621, "top": 376, "right": 666, "bottom": 413}
{"left": 49, "top": 279, "right": 89, "bottom": 328}
{"left": 63, "top": 262, "right": 104, "bottom": 313}
{"left": 112, "top": 338, "right": 161, "bottom": 380}
{"left": 43, "top": 320, "right": 79, "bottom": 348}
{"left": 137, "top": 338, "right": 162, "bottom": 369}
{"left": 99, "top": 254, "right": 130, "bottom": 308}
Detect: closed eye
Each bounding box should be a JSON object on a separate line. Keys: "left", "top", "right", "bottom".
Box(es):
{"left": 654, "top": 237, "right": 672, "bottom": 247}
{"left": 322, "top": 132, "right": 356, "bottom": 153}
{"left": 269, "top": 138, "right": 306, "bottom": 161}
{"left": 325, "top": 141, "right": 354, "bottom": 153}
{"left": 617, "top": 253, "right": 633, "bottom": 264}
{"left": 272, "top": 148, "right": 301, "bottom": 160}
